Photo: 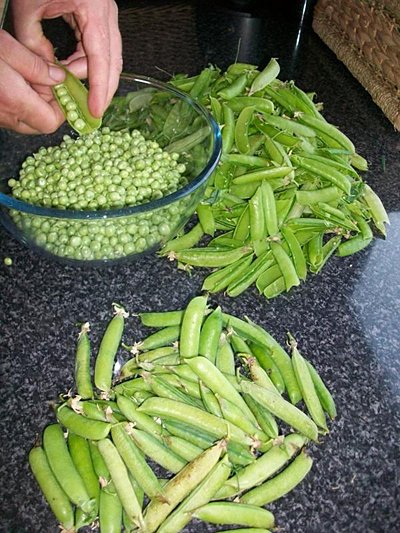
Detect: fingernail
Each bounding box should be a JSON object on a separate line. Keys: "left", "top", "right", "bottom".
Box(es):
{"left": 48, "top": 64, "right": 65, "bottom": 82}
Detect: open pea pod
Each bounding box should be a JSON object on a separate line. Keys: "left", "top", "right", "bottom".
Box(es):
{"left": 52, "top": 65, "right": 102, "bottom": 135}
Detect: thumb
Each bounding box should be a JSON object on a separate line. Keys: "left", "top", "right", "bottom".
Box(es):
{"left": 0, "top": 31, "right": 65, "bottom": 85}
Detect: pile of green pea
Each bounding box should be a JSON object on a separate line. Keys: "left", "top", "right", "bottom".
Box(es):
{"left": 9, "top": 128, "right": 186, "bottom": 210}
{"left": 29, "top": 295, "right": 336, "bottom": 532}
{"left": 7, "top": 127, "right": 196, "bottom": 261}
{"left": 159, "top": 59, "right": 389, "bottom": 299}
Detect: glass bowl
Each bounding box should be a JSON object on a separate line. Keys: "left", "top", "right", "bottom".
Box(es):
{"left": 0, "top": 74, "right": 222, "bottom": 266}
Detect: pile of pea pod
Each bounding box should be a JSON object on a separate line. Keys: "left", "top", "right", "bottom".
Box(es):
{"left": 157, "top": 59, "right": 389, "bottom": 299}
{"left": 29, "top": 295, "right": 336, "bottom": 532}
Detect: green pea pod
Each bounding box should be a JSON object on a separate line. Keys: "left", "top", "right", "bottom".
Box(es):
{"left": 235, "top": 106, "right": 255, "bottom": 154}
{"left": 228, "top": 96, "right": 274, "bottom": 114}
{"left": 143, "top": 442, "right": 225, "bottom": 533}
{"left": 111, "top": 423, "right": 165, "bottom": 499}
{"left": 99, "top": 485, "right": 123, "bottom": 533}
{"left": 198, "top": 306, "right": 223, "bottom": 362}
{"left": 259, "top": 114, "right": 316, "bottom": 138}
{"left": 270, "top": 241, "right": 300, "bottom": 291}
{"left": 362, "top": 183, "right": 390, "bottom": 236}
{"left": 193, "top": 502, "right": 275, "bottom": 529}
{"left": 94, "top": 303, "right": 128, "bottom": 393}
{"left": 174, "top": 245, "right": 252, "bottom": 268}
{"left": 202, "top": 254, "right": 253, "bottom": 294}
{"left": 218, "top": 73, "right": 248, "bottom": 100}
{"left": 242, "top": 392, "right": 279, "bottom": 439}
{"left": 298, "top": 114, "right": 355, "bottom": 154}
{"left": 56, "top": 404, "right": 112, "bottom": 440}
{"left": 306, "top": 360, "right": 337, "bottom": 419}
{"left": 180, "top": 294, "right": 208, "bottom": 358}
{"left": 160, "top": 223, "right": 204, "bottom": 254}
{"left": 232, "top": 165, "right": 292, "bottom": 185}
{"left": 157, "top": 456, "right": 232, "bottom": 533}
{"left": 249, "top": 186, "right": 266, "bottom": 242}
{"left": 240, "top": 450, "right": 313, "bottom": 506}
{"left": 226, "top": 249, "right": 273, "bottom": 297}
{"left": 222, "top": 103, "right": 236, "bottom": 155}
{"left": 197, "top": 202, "right": 216, "bottom": 236}
{"left": 42, "top": 424, "right": 96, "bottom": 515}
{"left": 289, "top": 334, "right": 328, "bottom": 431}
{"left": 97, "top": 438, "right": 145, "bottom": 529}
{"left": 28, "top": 446, "right": 75, "bottom": 530}
{"left": 280, "top": 226, "right": 307, "bottom": 281}
{"left": 138, "top": 311, "right": 184, "bottom": 328}
{"left": 291, "top": 154, "right": 352, "bottom": 195}
{"left": 74, "top": 322, "right": 94, "bottom": 399}
{"left": 215, "top": 333, "right": 235, "bottom": 375}
{"left": 240, "top": 380, "right": 318, "bottom": 441}
{"left": 249, "top": 58, "right": 280, "bottom": 95}
{"left": 68, "top": 433, "right": 100, "bottom": 510}
{"left": 53, "top": 65, "right": 101, "bottom": 135}
{"left": 216, "top": 433, "right": 306, "bottom": 498}
{"left": 264, "top": 276, "right": 286, "bottom": 299}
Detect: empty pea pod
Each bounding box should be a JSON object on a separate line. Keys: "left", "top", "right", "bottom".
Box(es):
{"left": 235, "top": 106, "right": 255, "bottom": 154}
{"left": 295, "top": 186, "right": 342, "bottom": 205}
{"left": 228, "top": 96, "right": 274, "bottom": 114}
{"left": 200, "top": 380, "right": 223, "bottom": 417}
{"left": 291, "top": 155, "right": 352, "bottom": 195}
{"left": 280, "top": 226, "right": 307, "bottom": 281}
{"left": 240, "top": 450, "right": 313, "bottom": 506}
{"left": 218, "top": 73, "right": 248, "bottom": 100}
{"left": 227, "top": 62, "right": 258, "bottom": 76}
{"left": 270, "top": 240, "right": 300, "bottom": 291}
{"left": 261, "top": 180, "right": 279, "bottom": 236}
{"left": 53, "top": 66, "right": 101, "bottom": 135}
{"left": 174, "top": 245, "right": 252, "bottom": 268}
{"left": 74, "top": 322, "right": 94, "bottom": 399}
{"left": 222, "top": 103, "right": 236, "bottom": 155}
{"left": 223, "top": 153, "right": 271, "bottom": 167}
{"left": 42, "top": 423, "right": 96, "bottom": 515}
{"left": 202, "top": 254, "right": 253, "bottom": 294}
{"left": 263, "top": 276, "right": 286, "bottom": 299}
{"left": 160, "top": 222, "right": 204, "bottom": 254}
{"left": 28, "top": 446, "right": 75, "bottom": 530}
{"left": 336, "top": 233, "right": 372, "bottom": 257}
{"left": 226, "top": 249, "right": 273, "bottom": 297}
{"left": 232, "top": 165, "right": 293, "bottom": 185}
{"left": 135, "top": 324, "right": 181, "bottom": 352}
{"left": 249, "top": 186, "right": 266, "bottom": 242}
{"left": 210, "top": 95, "right": 223, "bottom": 123}
{"left": 56, "top": 404, "right": 112, "bottom": 440}
{"left": 197, "top": 202, "right": 216, "bottom": 236}
{"left": 259, "top": 114, "right": 316, "bottom": 138}
{"left": 138, "top": 310, "right": 184, "bottom": 328}
{"left": 193, "top": 502, "right": 275, "bottom": 529}
{"left": 249, "top": 57, "right": 280, "bottom": 95}
{"left": 94, "top": 303, "right": 128, "bottom": 394}
{"left": 233, "top": 204, "right": 251, "bottom": 242}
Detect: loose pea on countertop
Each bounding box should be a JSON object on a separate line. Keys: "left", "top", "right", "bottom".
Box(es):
{"left": 28, "top": 297, "right": 337, "bottom": 532}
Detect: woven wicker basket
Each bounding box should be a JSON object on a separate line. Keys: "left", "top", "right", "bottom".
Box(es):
{"left": 313, "top": 0, "right": 400, "bottom": 130}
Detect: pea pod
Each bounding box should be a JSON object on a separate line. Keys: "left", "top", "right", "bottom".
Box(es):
{"left": 95, "top": 303, "right": 128, "bottom": 394}
{"left": 142, "top": 442, "right": 225, "bottom": 533}
{"left": 193, "top": 502, "right": 275, "bottom": 529}
{"left": 157, "top": 455, "right": 232, "bottom": 533}
{"left": 56, "top": 404, "right": 112, "bottom": 441}
{"left": 174, "top": 245, "right": 252, "bottom": 268}
{"left": 240, "top": 450, "right": 313, "bottom": 505}
{"left": 75, "top": 322, "right": 94, "bottom": 399}
{"left": 68, "top": 432, "right": 100, "bottom": 510}
{"left": 42, "top": 423, "right": 96, "bottom": 515}
{"left": 198, "top": 305, "right": 223, "bottom": 363}
{"left": 240, "top": 380, "right": 318, "bottom": 441}
{"left": 138, "top": 310, "right": 184, "bottom": 328}
{"left": 235, "top": 106, "right": 255, "bottom": 154}
{"left": 97, "top": 438, "right": 145, "bottom": 529}
{"left": 179, "top": 294, "right": 208, "bottom": 358}
{"left": 53, "top": 66, "right": 101, "bottom": 135}
{"left": 249, "top": 58, "right": 280, "bottom": 95}
{"left": 99, "top": 484, "right": 123, "bottom": 533}
{"left": 28, "top": 446, "right": 75, "bottom": 530}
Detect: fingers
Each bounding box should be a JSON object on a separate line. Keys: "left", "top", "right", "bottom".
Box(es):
{"left": 0, "top": 30, "right": 65, "bottom": 86}
{"left": 68, "top": 1, "right": 122, "bottom": 117}
{"left": 0, "top": 56, "right": 65, "bottom": 134}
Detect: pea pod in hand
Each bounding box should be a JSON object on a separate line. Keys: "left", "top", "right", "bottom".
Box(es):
{"left": 53, "top": 65, "right": 102, "bottom": 135}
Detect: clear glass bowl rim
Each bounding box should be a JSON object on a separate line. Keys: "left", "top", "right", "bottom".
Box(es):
{"left": 0, "top": 73, "right": 222, "bottom": 220}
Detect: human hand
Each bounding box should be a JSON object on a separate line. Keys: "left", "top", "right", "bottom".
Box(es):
{"left": 0, "top": 29, "right": 66, "bottom": 134}
{"left": 12, "top": 0, "right": 123, "bottom": 118}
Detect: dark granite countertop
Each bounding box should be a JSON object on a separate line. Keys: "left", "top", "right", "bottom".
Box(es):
{"left": 1, "top": 1, "right": 399, "bottom": 532}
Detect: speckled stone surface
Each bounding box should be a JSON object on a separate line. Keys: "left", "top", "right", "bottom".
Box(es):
{"left": 1, "top": 1, "right": 400, "bottom": 532}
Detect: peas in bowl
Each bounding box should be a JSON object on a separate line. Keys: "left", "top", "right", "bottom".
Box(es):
{"left": 0, "top": 74, "right": 221, "bottom": 265}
